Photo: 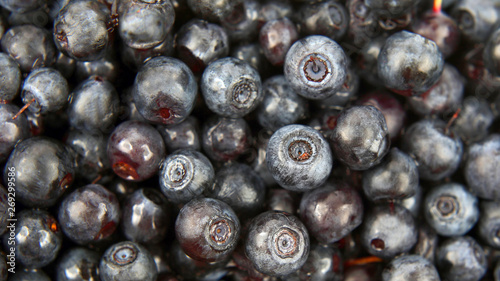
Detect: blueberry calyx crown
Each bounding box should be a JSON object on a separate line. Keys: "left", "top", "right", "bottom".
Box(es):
{"left": 111, "top": 245, "right": 138, "bottom": 266}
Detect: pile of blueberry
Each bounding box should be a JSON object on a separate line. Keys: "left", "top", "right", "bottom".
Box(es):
{"left": 1, "top": 0, "right": 500, "bottom": 280}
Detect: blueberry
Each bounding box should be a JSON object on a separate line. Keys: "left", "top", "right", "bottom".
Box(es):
{"left": 451, "top": 97, "right": 494, "bottom": 144}
{"left": 121, "top": 188, "right": 170, "bottom": 244}
{"left": 411, "top": 10, "right": 460, "bottom": 58}
{"left": 54, "top": 0, "right": 112, "bottom": 61}
{"left": 362, "top": 148, "right": 419, "bottom": 201}
{"left": 300, "top": 182, "right": 363, "bottom": 244}
{"left": 382, "top": 255, "right": 440, "bottom": 281}
{"left": 330, "top": 105, "right": 390, "bottom": 171}
{"left": 412, "top": 222, "right": 438, "bottom": 263}
{"left": 206, "top": 162, "right": 266, "bottom": 217}
{"left": 316, "top": 65, "right": 360, "bottom": 109}
{"left": 0, "top": 52, "right": 21, "bottom": 101}
{"left": 118, "top": 0, "right": 175, "bottom": 49}
{"left": 452, "top": 0, "right": 500, "bottom": 43}
{"left": 133, "top": 56, "right": 197, "bottom": 126}
{"left": 402, "top": 118, "right": 463, "bottom": 181}
{"left": 120, "top": 32, "right": 174, "bottom": 71}
{"left": 296, "top": 243, "right": 343, "bottom": 281}
{"left": 3, "top": 137, "right": 76, "bottom": 207}
{"left": 230, "top": 43, "right": 270, "bottom": 75}
{"left": 157, "top": 116, "right": 201, "bottom": 152}
{"left": 407, "top": 64, "right": 464, "bottom": 117}
{"left": 186, "top": 0, "right": 242, "bottom": 22}
{"left": 55, "top": 52, "right": 76, "bottom": 79}
{"left": 266, "top": 124, "right": 333, "bottom": 191}
{"left": 364, "top": 0, "right": 416, "bottom": 17}
{"left": 245, "top": 211, "right": 309, "bottom": 277}
{"left": 201, "top": 115, "right": 252, "bottom": 162}
{"left": 66, "top": 129, "right": 110, "bottom": 182}
{"left": 464, "top": 134, "right": 500, "bottom": 200}
{"left": 107, "top": 120, "right": 166, "bottom": 181}
{"left": 377, "top": 31, "right": 444, "bottom": 96}
{"left": 175, "top": 19, "right": 229, "bottom": 72}
{"left": 100, "top": 241, "right": 158, "bottom": 281}
{"left": 201, "top": 57, "right": 263, "bottom": 118}
{"left": 58, "top": 184, "right": 120, "bottom": 245}
{"left": 21, "top": 67, "right": 70, "bottom": 114}
{"left": 0, "top": 0, "right": 42, "bottom": 13}
{"left": 257, "top": 0, "right": 293, "bottom": 24}
{"left": 361, "top": 204, "right": 417, "bottom": 259}
{"left": 75, "top": 51, "right": 120, "bottom": 83}
{"left": 477, "top": 200, "right": 500, "bottom": 249}
{"left": 284, "top": 35, "right": 348, "bottom": 100}
{"left": 221, "top": 0, "right": 260, "bottom": 43}
{"left": 266, "top": 188, "right": 298, "bottom": 214}
{"left": 1, "top": 24, "right": 56, "bottom": 72}
{"left": 397, "top": 184, "right": 422, "bottom": 218}
{"left": 2, "top": 209, "right": 62, "bottom": 269}
{"left": 259, "top": 17, "right": 299, "bottom": 66}
{"left": 175, "top": 198, "right": 240, "bottom": 262}
{"left": 355, "top": 36, "right": 386, "bottom": 87}
{"left": 256, "top": 75, "right": 309, "bottom": 131}
{"left": 56, "top": 247, "right": 101, "bottom": 281}
{"left": 346, "top": 0, "right": 380, "bottom": 48}
{"left": 436, "top": 236, "right": 487, "bottom": 281}
{"left": 297, "top": 0, "right": 349, "bottom": 41}
{"left": 484, "top": 27, "right": 500, "bottom": 76}
{"left": 355, "top": 91, "right": 406, "bottom": 140}
{"left": 0, "top": 103, "right": 30, "bottom": 163}
{"left": 424, "top": 183, "right": 479, "bottom": 236}
{"left": 159, "top": 149, "right": 214, "bottom": 204}
{"left": 68, "top": 76, "right": 120, "bottom": 133}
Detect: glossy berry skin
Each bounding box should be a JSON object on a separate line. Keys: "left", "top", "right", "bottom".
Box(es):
{"left": 121, "top": 32, "right": 174, "bottom": 71}
{"left": 100, "top": 241, "right": 157, "bottom": 281}
{"left": 58, "top": 184, "right": 120, "bottom": 245}
{"left": 484, "top": 27, "right": 500, "bottom": 76}
{"left": 201, "top": 116, "right": 252, "bottom": 162}
{"left": 1, "top": 24, "right": 56, "bottom": 72}
{"left": 452, "top": 0, "right": 500, "bottom": 43}
{"left": 259, "top": 17, "right": 298, "bottom": 66}
{"left": 298, "top": 1, "right": 348, "bottom": 41}
{"left": 107, "top": 120, "right": 166, "bottom": 181}
{"left": 364, "top": 0, "right": 414, "bottom": 17}
{"left": 424, "top": 183, "right": 479, "bottom": 237}
{"left": 175, "top": 19, "right": 229, "bottom": 73}
{"left": 175, "top": 198, "right": 240, "bottom": 263}
{"left": 331, "top": 105, "right": 390, "bottom": 171}
{"left": 266, "top": 188, "right": 297, "bottom": 214}
{"left": 221, "top": 0, "right": 260, "bottom": 42}
{"left": 284, "top": 35, "right": 347, "bottom": 100}
{"left": 133, "top": 56, "right": 197, "bottom": 126}
{"left": 296, "top": 244, "right": 343, "bottom": 281}
{"left": 159, "top": 149, "right": 214, "bottom": 204}
{"left": 118, "top": 0, "right": 175, "bottom": 49}
{"left": 245, "top": 211, "right": 309, "bottom": 277}
{"left": 231, "top": 43, "right": 269, "bottom": 75}
{"left": 201, "top": 57, "right": 263, "bottom": 117}
{"left": 0, "top": 104, "right": 30, "bottom": 163}
{"left": 53, "top": 0, "right": 111, "bottom": 61}
{"left": 300, "top": 183, "right": 363, "bottom": 244}
{"left": 361, "top": 204, "right": 417, "bottom": 259}
{"left": 75, "top": 52, "right": 120, "bottom": 83}
{"left": 207, "top": 163, "right": 266, "bottom": 217}
{"left": 355, "top": 36, "right": 386, "bottom": 87}
{"left": 436, "top": 236, "right": 487, "bottom": 281}
{"left": 157, "top": 116, "right": 201, "bottom": 152}
{"left": 451, "top": 97, "right": 494, "bottom": 144}
{"left": 378, "top": 31, "right": 444, "bottom": 96}
{"left": 0, "top": 0, "right": 42, "bottom": 13}
{"left": 266, "top": 124, "right": 332, "bottom": 192}
{"left": 356, "top": 91, "right": 405, "bottom": 140}
{"left": 66, "top": 129, "right": 110, "bottom": 182}
{"left": 411, "top": 11, "right": 460, "bottom": 58}
{"left": 2, "top": 209, "right": 62, "bottom": 269}
{"left": 258, "top": 0, "right": 292, "bottom": 24}
{"left": 408, "top": 64, "right": 464, "bottom": 117}
{"left": 21, "top": 67, "right": 69, "bottom": 114}
{"left": 3, "top": 137, "right": 76, "bottom": 208}
{"left": 382, "top": 255, "right": 440, "bottom": 281}
{"left": 362, "top": 148, "right": 418, "bottom": 201}
{"left": 317, "top": 65, "right": 360, "bottom": 109}
{"left": 56, "top": 247, "right": 101, "bottom": 281}
{"left": 68, "top": 76, "right": 120, "bottom": 133}
{"left": 187, "top": 0, "right": 242, "bottom": 22}
{"left": 256, "top": 75, "right": 308, "bottom": 131}
{"left": 412, "top": 222, "right": 438, "bottom": 263}
{"left": 477, "top": 201, "right": 500, "bottom": 249}
{"left": 121, "top": 188, "right": 170, "bottom": 244}
{"left": 402, "top": 119, "right": 463, "bottom": 181}
{"left": 0, "top": 52, "right": 21, "bottom": 101}
{"left": 464, "top": 134, "right": 500, "bottom": 200}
